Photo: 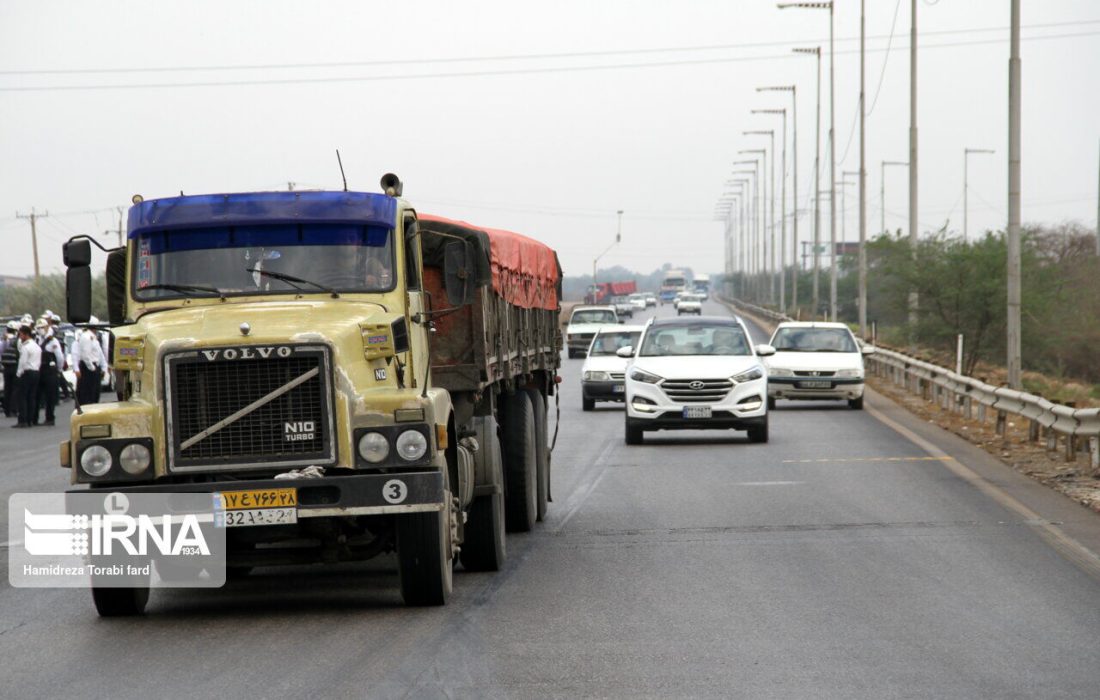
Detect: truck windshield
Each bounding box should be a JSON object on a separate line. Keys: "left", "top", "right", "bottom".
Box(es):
{"left": 132, "top": 223, "right": 395, "bottom": 300}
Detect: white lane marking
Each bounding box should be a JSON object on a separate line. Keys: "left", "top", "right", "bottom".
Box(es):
{"left": 731, "top": 481, "right": 805, "bottom": 486}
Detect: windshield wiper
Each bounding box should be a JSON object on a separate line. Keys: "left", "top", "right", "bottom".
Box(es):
{"left": 141, "top": 283, "right": 226, "bottom": 300}
{"left": 247, "top": 268, "right": 339, "bottom": 298}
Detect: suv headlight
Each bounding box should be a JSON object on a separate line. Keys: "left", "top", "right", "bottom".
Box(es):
{"left": 80, "top": 445, "right": 113, "bottom": 477}
{"left": 583, "top": 371, "right": 610, "bottom": 381}
{"left": 630, "top": 368, "right": 663, "bottom": 384}
{"left": 731, "top": 366, "right": 765, "bottom": 383}
{"left": 836, "top": 368, "right": 863, "bottom": 378}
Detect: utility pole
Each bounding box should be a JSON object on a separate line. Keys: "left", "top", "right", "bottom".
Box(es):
{"left": 881, "top": 161, "right": 908, "bottom": 236}
{"left": 858, "top": 0, "right": 868, "bottom": 339}
{"left": 908, "top": 0, "right": 919, "bottom": 337}
{"left": 743, "top": 134, "right": 775, "bottom": 304}
{"left": 592, "top": 210, "right": 624, "bottom": 298}
{"left": 1095, "top": 140, "right": 1099, "bottom": 256}
{"left": 754, "top": 109, "right": 789, "bottom": 312}
{"left": 827, "top": 0, "right": 837, "bottom": 321}
{"left": 16, "top": 208, "right": 47, "bottom": 280}
{"left": 758, "top": 86, "right": 799, "bottom": 313}
{"left": 964, "top": 148, "right": 995, "bottom": 241}
{"left": 1006, "top": 0, "right": 1022, "bottom": 388}
{"left": 793, "top": 46, "right": 822, "bottom": 319}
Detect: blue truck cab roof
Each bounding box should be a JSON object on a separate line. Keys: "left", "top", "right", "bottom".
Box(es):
{"left": 127, "top": 191, "right": 398, "bottom": 238}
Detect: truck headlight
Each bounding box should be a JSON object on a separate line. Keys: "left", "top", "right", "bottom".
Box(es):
{"left": 358, "top": 432, "right": 390, "bottom": 463}
{"left": 731, "top": 366, "right": 765, "bottom": 383}
{"left": 583, "top": 371, "right": 610, "bottom": 381}
{"left": 396, "top": 430, "right": 428, "bottom": 461}
{"left": 119, "top": 443, "right": 152, "bottom": 475}
{"left": 80, "top": 445, "right": 113, "bottom": 477}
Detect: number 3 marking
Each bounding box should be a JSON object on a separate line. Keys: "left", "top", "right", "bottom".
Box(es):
{"left": 383, "top": 479, "right": 408, "bottom": 504}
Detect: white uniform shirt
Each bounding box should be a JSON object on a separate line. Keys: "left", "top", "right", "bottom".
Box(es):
{"left": 42, "top": 335, "right": 65, "bottom": 368}
{"left": 16, "top": 338, "right": 42, "bottom": 377}
{"left": 71, "top": 329, "right": 106, "bottom": 371}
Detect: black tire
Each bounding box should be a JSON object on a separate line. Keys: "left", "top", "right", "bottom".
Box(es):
{"left": 397, "top": 493, "right": 453, "bottom": 606}
{"left": 625, "top": 420, "right": 644, "bottom": 445}
{"left": 747, "top": 418, "right": 769, "bottom": 444}
{"left": 849, "top": 395, "right": 864, "bottom": 410}
{"left": 767, "top": 395, "right": 776, "bottom": 410}
{"left": 500, "top": 391, "right": 537, "bottom": 532}
{"left": 525, "top": 388, "right": 550, "bottom": 522}
{"left": 582, "top": 396, "right": 595, "bottom": 411}
{"left": 460, "top": 487, "right": 505, "bottom": 572}
{"left": 92, "top": 586, "right": 149, "bottom": 617}
{"left": 567, "top": 349, "right": 577, "bottom": 359}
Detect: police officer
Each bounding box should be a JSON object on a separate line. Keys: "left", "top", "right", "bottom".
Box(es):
{"left": 72, "top": 322, "right": 107, "bottom": 405}
{"left": 1, "top": 321, "right": 19, "bottom": 417}
{"left": 14, "top": 325, "right": 41, "bottom": 428}
{"left": 36, "top": 319, "right": 64, "bottom": 426}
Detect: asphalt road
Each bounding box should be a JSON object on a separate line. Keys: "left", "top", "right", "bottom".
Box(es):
{"left": 2, "top": 300, "right": 1100, "bottom": 699}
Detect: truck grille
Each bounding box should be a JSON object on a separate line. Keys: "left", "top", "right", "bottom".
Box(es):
{"left": 661, "top": 378, "right": 733, "bottom": 403}
{"left": 165, "top": 345, "right": 335, "bottom": 472}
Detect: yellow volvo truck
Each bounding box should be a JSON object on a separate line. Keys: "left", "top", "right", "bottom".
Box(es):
{"left": 61, "top": 175, "right": 561, "bottom": 615}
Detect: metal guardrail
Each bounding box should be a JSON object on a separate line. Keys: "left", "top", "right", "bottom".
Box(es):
{"left": 718, "top": 295, "right": 1100, "bottom": 472}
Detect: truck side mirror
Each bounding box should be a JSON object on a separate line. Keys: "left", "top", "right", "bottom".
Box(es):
{"left": 106, "top": 249, "right": 127, "bottom": 326}
{"left": 63, "top": 239, "right": 93, "bottom": 324}
{"left": 443, "top": 240, "right": 476, "bottom": 306}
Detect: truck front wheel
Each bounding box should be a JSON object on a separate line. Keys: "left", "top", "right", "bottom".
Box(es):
{"left": 500, "top": 391, "right": 537, "bottom": 532}
{"left": 397, "top": 493, "right": 453, "bottom": 606}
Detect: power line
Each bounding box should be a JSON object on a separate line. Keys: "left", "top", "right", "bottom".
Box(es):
{"left": 4, "top": 19, "right": 1094, "bottom": 78}
{"left": 3, "top": 30, "right": 1098, "bottom": 93}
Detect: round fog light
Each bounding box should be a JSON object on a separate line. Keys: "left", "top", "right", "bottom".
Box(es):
{"left": 80, "top": 445, "right": 113, "bottom": 477}
{"left": 358, "top": 432, "right": 390, "bottom": 463}
{"left": 119, "top": 443, "right": 152, "bottom": 475}
{"left": 396, "top": 430, "right": 428, "bottom": 461}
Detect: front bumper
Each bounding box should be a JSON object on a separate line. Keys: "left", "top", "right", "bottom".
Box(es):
{"left": 768, "top": 377, "right": 864, "bottom": 401}
{"left": 67, "top": 471, "right": 445, "bottom": 518}
{"left": 582, "top": 379, "right": 626, "bottom": 401}
{"left": 626, "top": 378, "right": 767, "bottom": 430}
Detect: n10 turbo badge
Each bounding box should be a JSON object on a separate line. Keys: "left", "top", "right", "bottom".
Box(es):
{"left": 284, "top": 421, "right": 315, "bottom": 442}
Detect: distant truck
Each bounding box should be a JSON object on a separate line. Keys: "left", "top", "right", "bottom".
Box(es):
{"left": 585, "top": 280, "right": 636, "bottom": 305}
{"left": 60, "top": 176, "right": 561, "bottom": 615}
{"left": 692, "top": 273, "right": 711, "bottom": 298}
{"left": 659, "top": 269, "right": 688, "bottom": 304}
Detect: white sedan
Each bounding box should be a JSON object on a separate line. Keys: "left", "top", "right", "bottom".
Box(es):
{"left": 762, "top": 322, "right": 874, "bottom": 410}
{"left": 580, "top": 325, "right": 644, "bottom": 410}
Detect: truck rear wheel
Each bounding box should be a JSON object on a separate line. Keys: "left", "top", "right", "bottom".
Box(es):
{"left": 92, "top": 585, "right": 149, "bottom": 617}
{"left": 397, "top": 493, "right": 453, "bottom": 606}
{"left": 460, "top": 421, "right": 506, "bottom": 572}
{"left": 525, "top": 387, "right": 550, "bottom": 522}
{"left": 500, "top": 391, "right": 537, "bottom": 532}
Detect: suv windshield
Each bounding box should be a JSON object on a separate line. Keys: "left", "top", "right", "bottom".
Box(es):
{"left": 133, "top": 223, "right": 394, "bottom": 300}
{"left": 771, "top": 327, "right": 858, "bottom": 353}
{"left": 640, "top": 323, "right": 751, "bottom": 357}
{"left": 590, "top": 330, "right": 641, "bottom": 356}
{"left": 572, "top": 309, "right": 617, "bottom": 324}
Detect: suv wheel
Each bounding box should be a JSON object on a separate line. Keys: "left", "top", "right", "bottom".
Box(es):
{"left": 625, "top": 420, "right": 644, "bottom": 445}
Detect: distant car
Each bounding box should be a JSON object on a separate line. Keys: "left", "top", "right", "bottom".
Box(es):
{"left": 628, "top": 293, "right": 648, "bottom": 311}
{"left": 566, "top": 305, "right": 619, "bottom": 359}
{"left": 762, "top": 322, "right": 873, "bottom": 410}
{"left": 623, "top": 316, "right": 771, "bottom": 444}
{"left": 611, "top": 296, "right": 634, "bottom": 319}
{"left": 677, "top": 293, "right": 702, "bottom": 316}
{"left": 644, "top": 293, "right": 657, "bottom": 307}
{"left": 580, "top": 325, "right": 644, "bottom": 410}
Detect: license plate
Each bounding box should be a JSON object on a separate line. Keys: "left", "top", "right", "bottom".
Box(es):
{"left": 798, "top": 380, "right": 832, "bottom": 389}
{"left": 215, "top": 488, "right": 297, "bottom": 528}
{"left": 683, "top": 406, "right": 712, "bottom": 419}
{"left": 612, "top": 384, "right": 625, "bottom": 394}
{"left": 219, "top": 508, "right": 297, "bottom": 528}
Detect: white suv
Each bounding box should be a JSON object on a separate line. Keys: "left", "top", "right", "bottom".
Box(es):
{"left": 763, "top": 322, "right": 873, "bottom": 410}
{"left": 622, "top": 316, "right": 772, "bottom": 444}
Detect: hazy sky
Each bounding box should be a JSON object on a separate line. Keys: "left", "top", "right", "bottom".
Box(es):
{"left": 1, "top": 0, "right": 1097, "bottom": 280}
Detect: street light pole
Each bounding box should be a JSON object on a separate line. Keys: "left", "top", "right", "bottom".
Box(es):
{"left": 753, "top": 108, "right": 789, "bottom": 311}
{"left": 733, "top": 166, "right": 760, "bottom": 296}
{"left": 908, "top": 0, "right": 919, "bottom": 335}
{"left": 592, "top": 210, "right": 624, "bottom": 302}
{"left": 739, "top": 151, "right": 767, "bottom": 300}
{"left": 963, "top": 148, "right": 995, "bottom": 241}
{"left": 858, "top": 0, "right": 868, "bottom": 338}
{"left": 793, "top": 45, "right": 822, "bottom": 319}
{"left": 758, "top": 86, "right": 799, "bottom": 312}
{"left": 744, "top": 133, "right": 775, "bottom": 304}
{"left": 1007, "top": 0, "right": 1022, "bottom": 388}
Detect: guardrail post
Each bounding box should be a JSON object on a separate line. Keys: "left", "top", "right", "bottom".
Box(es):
{"left": 995, "top": 410, "right": 1006, "bottom": 437}
{"left": 964, "top": 394, "right": 973, "bottom": 420}
{"left": 1064, "top": 434, "right": 1076, "bottom": 463}
{"left": 1028, "top": 419, "right": 1039, "bottom": 443}
{"left": 1090, "top": 437, "right": 1099, "bottom": 473}
{"left": 1046, "top": 427, "right": 1057, "bottom": 452}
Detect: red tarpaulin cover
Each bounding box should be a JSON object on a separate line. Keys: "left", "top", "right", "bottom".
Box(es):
{"left": 419, "top": 214, "right": 561, "bottom": 311}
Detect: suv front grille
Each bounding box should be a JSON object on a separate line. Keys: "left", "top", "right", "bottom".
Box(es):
{"left": 661, "top": 378, "right": 733, "bottom": 403}
{"left": 165, "top": 345, "right": 335, "bottom": 472}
